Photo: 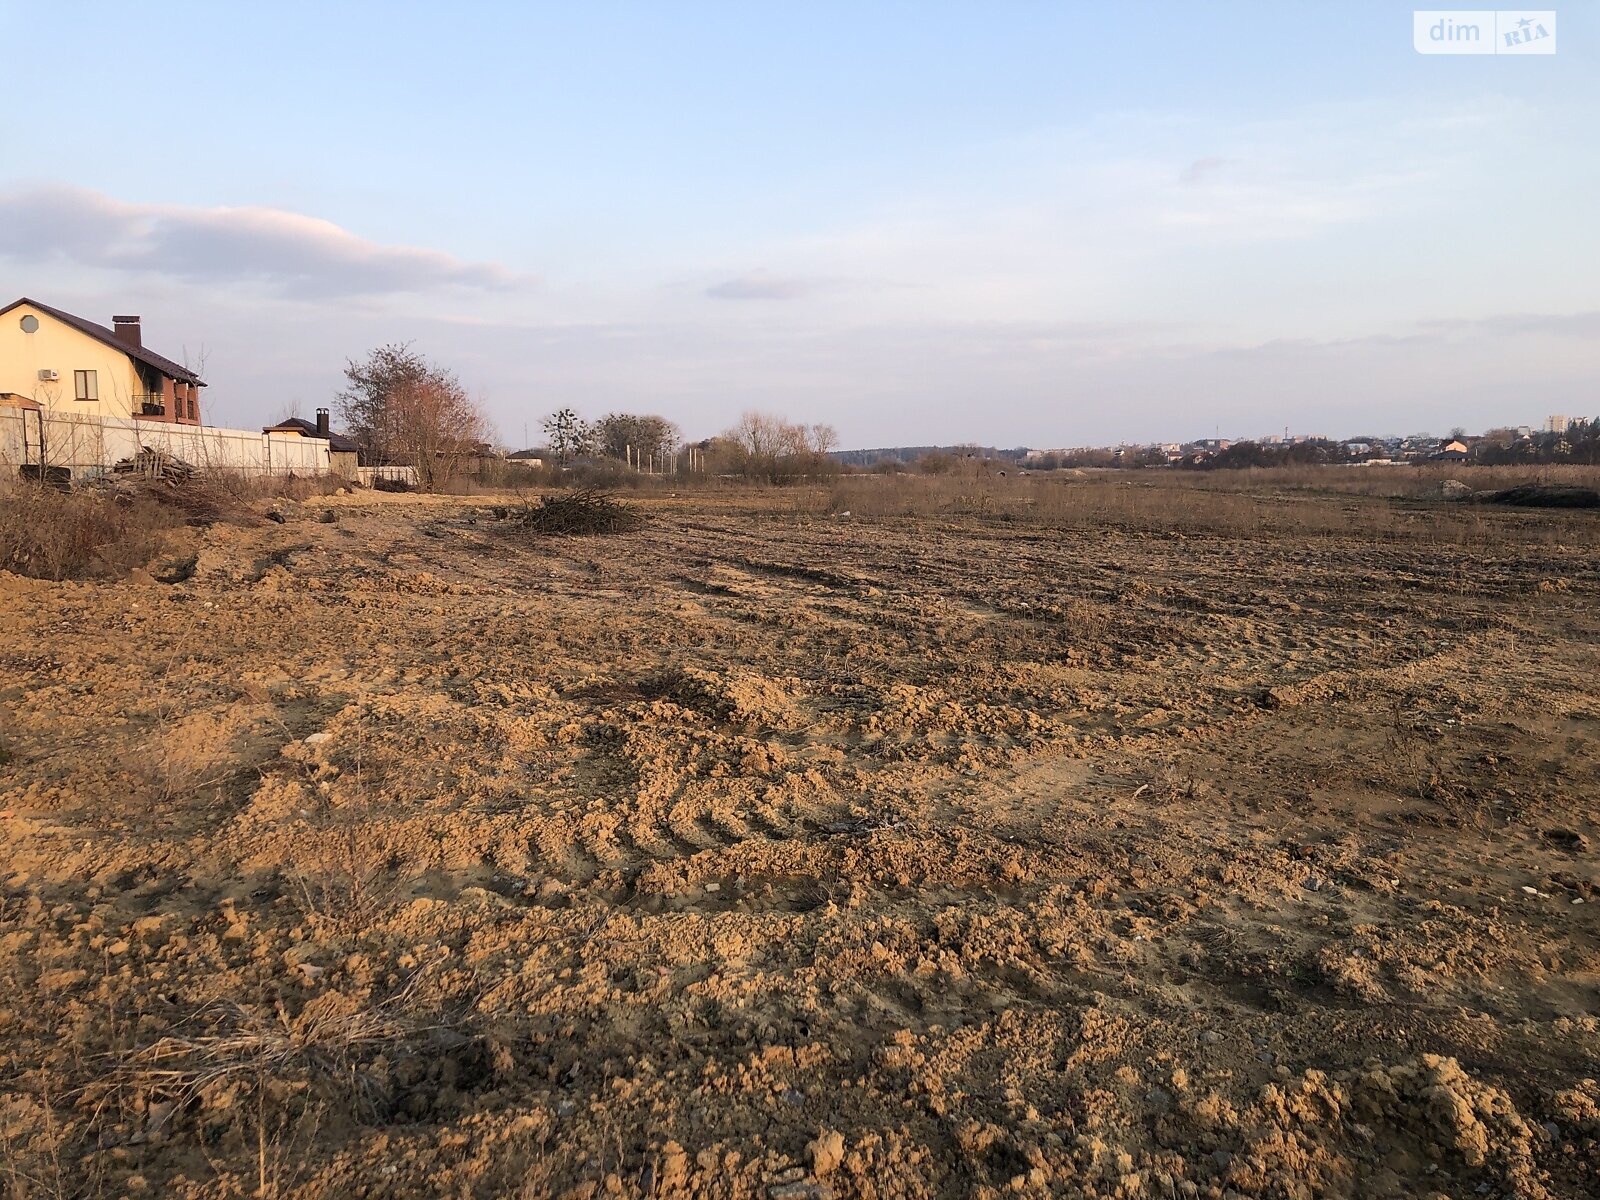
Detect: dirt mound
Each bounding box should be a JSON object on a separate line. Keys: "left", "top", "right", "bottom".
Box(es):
{"left": 1479, "top": 483, "right": 1600, "bottom": 508}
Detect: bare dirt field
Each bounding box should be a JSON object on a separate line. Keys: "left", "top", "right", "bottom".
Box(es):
{"left": 2, "top": 476, "right": 1598, "bottom": 1199}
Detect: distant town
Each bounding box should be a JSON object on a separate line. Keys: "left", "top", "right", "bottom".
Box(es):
{"left": 834, "top": 415, "right": 1599, "bottom": 471}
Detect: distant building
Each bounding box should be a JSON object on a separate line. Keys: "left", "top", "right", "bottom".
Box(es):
{"left": 263, "top": 409, "right": 360, "bottom": 478}
{"left": 1547, "top": 415, "right": 1571, "bottom": 434}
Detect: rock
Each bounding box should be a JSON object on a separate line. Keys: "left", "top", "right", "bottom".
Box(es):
{"left": 808, "top": 1129, "right": 847, "bottom": 1177}
{"left": 303, "top": 731, "right": 333, "bottom": 746}
{"left": 1303, "top": 877, "right": 1323, "bottom": 892}
{"left": 266, "top": 509, "right": 287, "bottom": 524}
{"left": 1521, "top": 885, "right": 1538, "bottom": 895}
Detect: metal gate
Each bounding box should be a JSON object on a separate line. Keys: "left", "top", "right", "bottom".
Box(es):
{"left": 19, "top": 407, "right": 45, "bottom": 469}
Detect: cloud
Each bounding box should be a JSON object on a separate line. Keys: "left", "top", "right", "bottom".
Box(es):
{"left": 1413, "top": 311, "right": 1600, "bottom": 338}
{"left": 705, "top": 271, "right": 813, "bottom": 300}
{"left": 0, "top": 184, "right": 522, "bottom": 298}
{"left": 1178, "top": 156, "right": 1229, "bottom": 184}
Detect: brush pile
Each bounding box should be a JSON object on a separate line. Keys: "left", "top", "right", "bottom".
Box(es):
{"left": 510, "top": 488, "right": 646, "bottom": 536}
{"left": 112, "top": 447, "right": 197, "bottom": 482}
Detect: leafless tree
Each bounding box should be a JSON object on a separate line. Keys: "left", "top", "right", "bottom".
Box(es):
{"left": 716, "top": 411, "right": 840, "bottom": 483}
{"left": 337, "top": 345, "right": 487, "bottom": 491}
{"left": 387, "top": 374, "right": 489, "bottom": 492}
{"left": 541, "top": 407, "right": 595, "bottom": 464}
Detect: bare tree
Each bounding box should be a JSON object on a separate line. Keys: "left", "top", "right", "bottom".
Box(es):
{"left": 541, "top": 408, "right": 594, "bottom": 464}
{"left": 717, "top": 411, "right": 839, "bottom": 483}
{"left": 387, "top": 374, "right": 489, "bottom": 492}
{"left": 808, "top": 423, "right": 839, "bottom": 456}
{"left": 336, "top": 344, "right": 432, "bottom": 465}
{"left": 336, "top": 345, "right": 485, "bottom": 491}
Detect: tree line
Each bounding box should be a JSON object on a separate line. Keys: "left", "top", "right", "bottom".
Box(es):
{"left": 542, "top": 407, "right": 840, "bottom": 482}
{"left": 333, "top": 343, "right": 841, "bottom": 491}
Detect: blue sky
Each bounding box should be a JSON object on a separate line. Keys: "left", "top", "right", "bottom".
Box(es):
{"left": 2, "top": 1, "right": 1595, "bottom": 446}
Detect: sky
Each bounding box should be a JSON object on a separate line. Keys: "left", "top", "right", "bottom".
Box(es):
{"left": 2, "top": 1, "right": 1596, "bottom": 448}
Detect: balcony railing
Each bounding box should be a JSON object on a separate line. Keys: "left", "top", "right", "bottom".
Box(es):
{"left": 132, "top": 394, "right": 166, "bottom": 416}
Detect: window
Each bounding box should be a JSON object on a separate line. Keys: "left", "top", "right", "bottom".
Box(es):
{"left": 73, "top": 370, "right": 98, "bottom": 401}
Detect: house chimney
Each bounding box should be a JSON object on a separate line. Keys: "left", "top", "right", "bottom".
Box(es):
{"left": 315, "top": 407, "right": 330, "bottom": 438}
{"left": 113, "top": 315, "right": 142, "bottom": 349}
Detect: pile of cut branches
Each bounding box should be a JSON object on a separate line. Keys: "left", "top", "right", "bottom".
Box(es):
{"left": 113, "top": 447, "right": 197, "bottom": 482}
{"left": 510, "top": 488, "right": 646, "bottom": 536}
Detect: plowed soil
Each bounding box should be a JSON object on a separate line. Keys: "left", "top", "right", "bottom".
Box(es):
{"left": 2, "top": 483, "right": 1598, "bottom": 1199}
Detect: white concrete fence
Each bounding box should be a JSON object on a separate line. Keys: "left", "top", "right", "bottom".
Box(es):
{"left": 0, "top": 409, "right": 331, "bottom": 479}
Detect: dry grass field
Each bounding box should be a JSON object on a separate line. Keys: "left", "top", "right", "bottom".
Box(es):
{"left": 2, "top": 472, "right": 1598, "bottom": 1199}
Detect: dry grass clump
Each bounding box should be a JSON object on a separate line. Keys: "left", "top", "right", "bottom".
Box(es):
{"left": 509, "top": 488, "right": 646, "bottom": 536}
{"left": 0, "top": 480, "right": 175, "bottom": 580}
{"left": 286, "top": 816, "right": 403, "bottom": 930}
{"left": 169, "top": 469, "right": 346, "bottom": 514}
{"left": 108, "top": 989, "right": 422, "bottom": 1112}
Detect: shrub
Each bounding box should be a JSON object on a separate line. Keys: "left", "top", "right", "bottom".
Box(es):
{"left": 0, "top": 481, "right": 175, "bottom": 580}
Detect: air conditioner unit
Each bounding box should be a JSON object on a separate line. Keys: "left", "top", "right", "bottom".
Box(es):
{"left": 38, "top": 369, "right": 59, "bottom": 382}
